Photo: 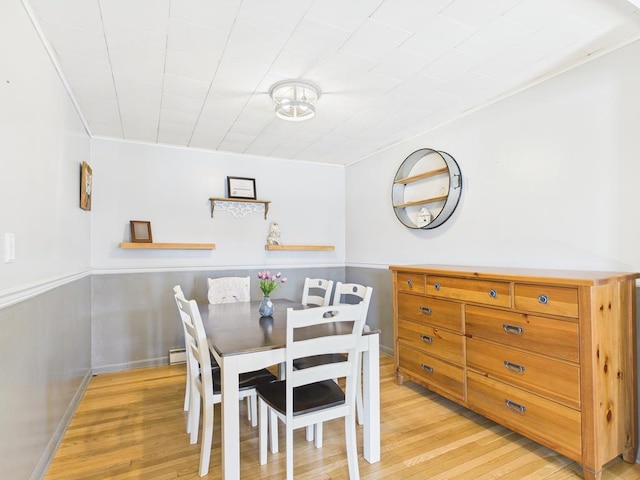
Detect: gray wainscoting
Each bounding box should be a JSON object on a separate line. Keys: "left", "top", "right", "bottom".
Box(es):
{"left": 346, "top": 266, "right": 393, "bottom": 356}
{"left": 0, "top": 276, "right": 91, "bottom": 480}
{"left": 91, "top": 267, "right": 346, "bottom": 373}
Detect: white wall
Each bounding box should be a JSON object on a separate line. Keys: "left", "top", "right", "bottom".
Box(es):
{"left": 90, "top": 139, "right": 345, "bottom": 271}
{"left": 0, "top": 1, "right": 92, "bottom": 478}
{"left": 0, "top": 1, "right": 91, "bottom": 296}
{"left": 346, "top": 39, "right": 640, "bottom": 273}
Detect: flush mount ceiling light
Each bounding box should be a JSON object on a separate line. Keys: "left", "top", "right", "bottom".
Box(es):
{"left": 269, "top": 80, "right": 320, "bottom": 121}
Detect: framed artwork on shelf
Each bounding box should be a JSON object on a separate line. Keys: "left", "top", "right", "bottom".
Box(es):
{"left": 227, "top": 176, "right": 256, "bottom": 200}
{"left": 130, "top": 220, "right": 152, "bottom": 243}
{"left": 80, "top": 161, "right": 92, "bottom": 210}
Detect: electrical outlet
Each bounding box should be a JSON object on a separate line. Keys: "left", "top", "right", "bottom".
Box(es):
{"left": 4, "top": 233, "right": 15, "bottom": 263}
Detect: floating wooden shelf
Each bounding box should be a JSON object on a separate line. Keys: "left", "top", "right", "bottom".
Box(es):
{"left": 265, "top": 244, "right": 335, "bottom": 251}
{"left": 119, "top": 242, "right": 215, "bottom": 250}
{"left": 209, "top": 197, "right": 271, "bottom": 219}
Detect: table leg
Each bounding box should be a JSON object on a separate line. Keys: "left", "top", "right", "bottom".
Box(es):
{"left": 362, "top": 333, "right": 380, "bottom": 463}
{"left": 221, "top": 356, "right": 241, "bottom": 480}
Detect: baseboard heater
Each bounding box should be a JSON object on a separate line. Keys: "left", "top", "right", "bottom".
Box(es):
{"left": 169, "top": 348, "right": 186, "bottom": 365}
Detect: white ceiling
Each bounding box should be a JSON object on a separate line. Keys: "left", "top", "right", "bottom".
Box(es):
{"left": 25, "top": 0, "right": 640, "bottom": 165}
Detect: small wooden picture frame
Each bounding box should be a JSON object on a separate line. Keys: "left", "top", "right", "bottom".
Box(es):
{"left": 227, "top": 176, "right": 257, "bottom": 200}
{"left": 130, "top": 221, "right": 152, "bottom": 243}
{"left": 80, "top": 161, "right": 92, "bottom": 211}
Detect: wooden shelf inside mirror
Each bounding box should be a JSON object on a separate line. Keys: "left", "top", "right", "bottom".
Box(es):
{"left": 394, "top": 166, "right": 449, "bottom": 185}
{"left": 119, "top": 242, "right": 215, "bottom": 250}
{"left": 393, "top": 194, "right": 448, "bottom": 209}
{"left": 265, "top": 244, "right": 335, "bottom": 251}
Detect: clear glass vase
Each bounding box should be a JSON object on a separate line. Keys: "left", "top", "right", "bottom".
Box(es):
{"left": 258, "top": 296, "right": 274, "bottom": 317}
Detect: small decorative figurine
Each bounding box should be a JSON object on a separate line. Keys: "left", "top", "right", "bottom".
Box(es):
{"left": 417, "top": 207, "right": 432, "bottom": 228}
{"left": 266, "top": 221, "right": 281, "bottom": 245}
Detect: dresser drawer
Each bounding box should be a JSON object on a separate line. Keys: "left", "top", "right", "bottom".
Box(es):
{"left": 467, "top": 371, "right": 581, "bottom": 459}
{"left": 426, "top": 275, "right": 511, "bottom": 308}
{"left": 398, "top": 293, "right": 463, "bottom": 331}
{"left": 398, "top": 344, "right": 464, "bottom": 400}
{"left": 465, "top": 305, "right": 579, "bottom": 362}
{"left": 514, "top": 283, "right": 578, "bottom": 318}
{"left": 467, "top": 338, "right": 580, "bottom": 409}
{"left": 397, "top": 272, "right": 425, "bottom": 294}
{"left": 398, "top": 320, "right": 464, "bottom": 365}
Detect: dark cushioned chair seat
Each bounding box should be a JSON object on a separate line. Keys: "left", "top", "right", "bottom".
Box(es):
{"left": 256, "top": 379, "right": 345, "bottom": 416}
{"left": 211, "top": 368, "right": 276, "bottom": 395}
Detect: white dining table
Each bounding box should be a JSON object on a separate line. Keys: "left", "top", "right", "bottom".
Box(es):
{"left": 200, "top": 298, "right": 381, "bottom": 480}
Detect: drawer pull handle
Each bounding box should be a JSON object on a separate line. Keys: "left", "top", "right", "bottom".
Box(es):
{"left": 420, "top": 363, "right": 434, "bottom": 374}
{"left": 538, "top": 294, "right": 549, "bottom": 304}
{"left": 420, "top": 306, "right": 432, "bottom": 315}
{"left": 488, "top": 289, "right": 497, "bottom": 298}
{"left": 505, "top": 399, "right": 526, "bottom": 414}
{"left": 420, "top": 334, "right": 433, "bottom": 344}
{"left": 504, "top": 361, "right": 525, "bottom": 374}
{"left": 434, "top": 282, "right": 441, "bottom": 291}
{"left": 502, "top": 323, "right": 524, "bottom": 335}
{"left": 407, "top": 279, "right": 413, "bottom": 287}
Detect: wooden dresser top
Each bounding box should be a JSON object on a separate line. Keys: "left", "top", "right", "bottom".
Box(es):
{"left": 389, "top": 264, "right": 640, "bottom": 286}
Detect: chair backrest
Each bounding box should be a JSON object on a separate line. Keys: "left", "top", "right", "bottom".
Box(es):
{"left": 174, "top": 290, "right": 213, "bottom": 397}
{"left": 173, "top": 285, "right": 191, "bottom": 347}
{"left": 332, "top": 282, "right": 373, "bottom": 327}
{"left": 285, "top": 303, "right": 366, "bottom": 421}
{"left": 207, "top": 276, "right": 250, "bottom": 304}
{"left": 301, "top": 278, "right": 334, "bottom": 307}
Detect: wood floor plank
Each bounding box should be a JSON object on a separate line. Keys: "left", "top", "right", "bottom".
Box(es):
{"left": 45, "top": 355, "right": 640, "bottom": 479}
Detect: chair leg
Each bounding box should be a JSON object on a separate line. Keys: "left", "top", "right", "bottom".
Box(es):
{"left": 314, "top": 423, "right": 323, "bottom": 448}
{"left": 246, "top": 396, "right": 252, "bottom": 422}
{"left": 286, "top": 424, "right": 294, "bottom": 480}
{"left": 345, "top": 412, "right": 360, "bottom": 480}
{"left": 356, "top": 353, "right": 364, "bottom": 426}
{"left": 199, "top": 400, "right": 214, "bottom": 477}
{"left": 184, "top": 364, "right": 190, "bottom": 411}
{"left": 250, "top": 394, "right": 258, "bottom": 427}
{"left": 189, "top": 389, "right": 201, "bottom": 445}
{"left": 259, "top": 398, "right": 268, "bottom": 465}
{"left": 269, "top": 409, "right": 279, "bottom": 453}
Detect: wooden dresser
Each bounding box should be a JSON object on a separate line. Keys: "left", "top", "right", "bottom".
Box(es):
{"left": 390, "top": 264, "right": 638, "bottom": 480}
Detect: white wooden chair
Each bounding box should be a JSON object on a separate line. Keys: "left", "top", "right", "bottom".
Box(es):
{"left": 294, "top": 283, "right": 373, "bottom": 432}
{"left": 301, "top": 277, "right": 333, "bottom": 307}
{"left": 206, "top": 276, "right": 263, "bottom": 421}
{"left": 174, "top": 289, "right": 276, "bottom": 477}
{"left": 333, "top": 283, "right": 373, "bottom": 426}
{"left": 173, "top": 285, "right": 211, "bottom": 433}
{"left": 207, "top": 276, "right": 250, "bottom": 304}
{"left": 256, "top": 303, "right": 367, "bottom": 480}
{"left": 332, "top": 282, "right": 372, "bottom": 310}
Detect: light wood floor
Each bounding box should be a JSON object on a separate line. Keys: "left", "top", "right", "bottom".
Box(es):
{"left": 45, "top": 355, "right": 640, "bottom": 479}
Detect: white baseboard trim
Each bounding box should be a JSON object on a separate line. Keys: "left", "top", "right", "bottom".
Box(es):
{"left": 92, "top": 356, "right": 168, "bottom": 375}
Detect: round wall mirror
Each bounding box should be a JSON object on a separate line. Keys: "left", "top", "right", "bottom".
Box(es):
{"left": 392, "top": 148, "right": 462, "bottom": 229}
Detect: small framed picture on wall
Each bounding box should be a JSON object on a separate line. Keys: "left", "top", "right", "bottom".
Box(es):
{"left": 227, "top": 176, "right": 257, "bottom": 200}
{"left": 130, "top": 221, "right": 153, "bottom": 243}
{"left": 80, "top": 161, "right": 92, "bottom": 210}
